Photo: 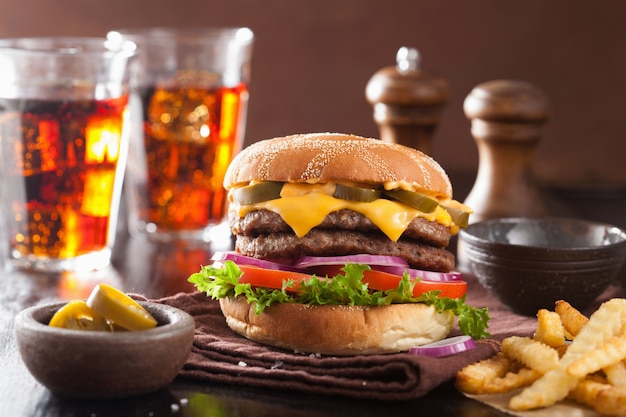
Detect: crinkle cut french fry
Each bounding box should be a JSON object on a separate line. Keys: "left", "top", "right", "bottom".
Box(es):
{"left": 595, "top": 385, "right": 626, "bottom": 416}
{"left": 567, "top": 332, "right": 626, "bottom": 378}
{"left": 534, "top": 309, "right": 566, "bottom": 348}
{"left": 456, "top": 298, "right": 626, "bottom": 414}
{"left": 570, "top": 378, "right": 626, "bottom": 416}
{"left": 509, "top": 298, "right": 626, "bottom": 411}
{"left": 455, "top": 352, "right": 512, "bottom": 395}
{"left": 567, "top": 378, "right": 608, "bottom": 410}
{"left": 501, "top": 336, "right": 560, "bottom": 374}
{"left": 604, "top": 326, "right": 626, "bottom": 386}
{"left": 554, "top": 343, "right": 569, "bottom": 358}
{"left": 555, "top": 300, "right": 589, "bottom": 338}
{"left": 604, "top": 361, "right": 626, "bottom": 387}
{"left": 482, "top": 367, "right": 542, "bottom": 394}
{"left": 509, "top": 366, "right": 580, "bottom": 411}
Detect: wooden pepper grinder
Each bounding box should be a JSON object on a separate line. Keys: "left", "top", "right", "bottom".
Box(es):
{"left": 365, "top": 47, "right": 450, "bottom": 154}
{"left": 463, "top": 80, "right": 550, "bottom": 223}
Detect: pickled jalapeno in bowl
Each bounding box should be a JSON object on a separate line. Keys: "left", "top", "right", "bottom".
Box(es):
{"left": 48, "top": 284, "right": 158, "bottom": 332}
{"left": 14, "top": 284, "right": 195, "bottom": 399}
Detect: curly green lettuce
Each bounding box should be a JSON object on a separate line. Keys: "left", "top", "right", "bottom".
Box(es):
{"left": 188, "top": 261, "right": 490, "bottom": 339}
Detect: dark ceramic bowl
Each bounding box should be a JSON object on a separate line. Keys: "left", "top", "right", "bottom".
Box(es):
{"left": 14, "top": 301, "right": 195, "bottom": 399}
{"left": 459, "top": 217, "right": 626, "bottom": 316}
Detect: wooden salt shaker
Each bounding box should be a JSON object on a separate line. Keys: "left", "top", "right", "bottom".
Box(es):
{"left": 463, "top": 80, "right": 550, "bottom": 223}
{"left": 365, "top": 47, "right": 450, "bottom": 154}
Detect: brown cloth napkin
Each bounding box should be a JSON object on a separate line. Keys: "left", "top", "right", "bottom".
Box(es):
{"left": 150, "top": 275, "right": 623, "bottom": 402}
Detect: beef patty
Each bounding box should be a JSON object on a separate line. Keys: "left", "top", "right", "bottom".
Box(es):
{"left": 230, "top": 209, "right": 456, "bottom": 272}
{"left": 231, "top": 209, "right": 452, "bottom": 247}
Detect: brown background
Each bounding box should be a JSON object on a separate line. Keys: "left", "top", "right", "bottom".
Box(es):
{"left": 2, "top": 0, "right": 626, "bottom": 195}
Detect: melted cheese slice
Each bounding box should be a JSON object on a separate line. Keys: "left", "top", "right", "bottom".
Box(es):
{"left": 236, "top": 192, "right": 454, "bottom": 241}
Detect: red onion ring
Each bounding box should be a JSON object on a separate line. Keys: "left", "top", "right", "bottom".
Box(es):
{"left": 295, "top": 254, "right": 408, "bottom": 268}
{"left": 211, "top": 251, "right": 305, "bottom": 272}
{"left": 408, "top": 335, "right": 476, "bottom": 357}
{"left": 371, "top": 265, "right": 463, "bottom": 282}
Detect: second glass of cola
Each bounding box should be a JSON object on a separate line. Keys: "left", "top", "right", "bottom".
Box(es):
{"left": 109, "top": 27, "right": 254, "bottom": 242}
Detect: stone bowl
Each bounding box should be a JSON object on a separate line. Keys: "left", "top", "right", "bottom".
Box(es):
{"left": 14, "top": 301, "right": 195, "bottom": 399}
{"left": 459, "top": 217, "right": 626, "bottom": 316}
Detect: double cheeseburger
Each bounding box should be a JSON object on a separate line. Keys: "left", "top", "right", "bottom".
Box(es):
{"left": 190, "top": 133, "right": 489, "bottom": 355}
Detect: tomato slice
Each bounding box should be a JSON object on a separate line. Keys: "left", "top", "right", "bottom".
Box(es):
{"left": 238, "top": 264, "right": 466, "bottom": 299}
{"left": 237, "top": 265, "right": 313, "bottom": 291}
{"left": 362, "top": 269, "right": 467, "bottom": 299}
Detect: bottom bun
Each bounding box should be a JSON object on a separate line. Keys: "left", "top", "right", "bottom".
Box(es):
{"left": 219, "top": 297, "right": 454, "bottom": 355}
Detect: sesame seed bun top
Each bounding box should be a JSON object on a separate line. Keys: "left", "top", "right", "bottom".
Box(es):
{"left": 224, "top": 132, "right": 453, "bottom": 199}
